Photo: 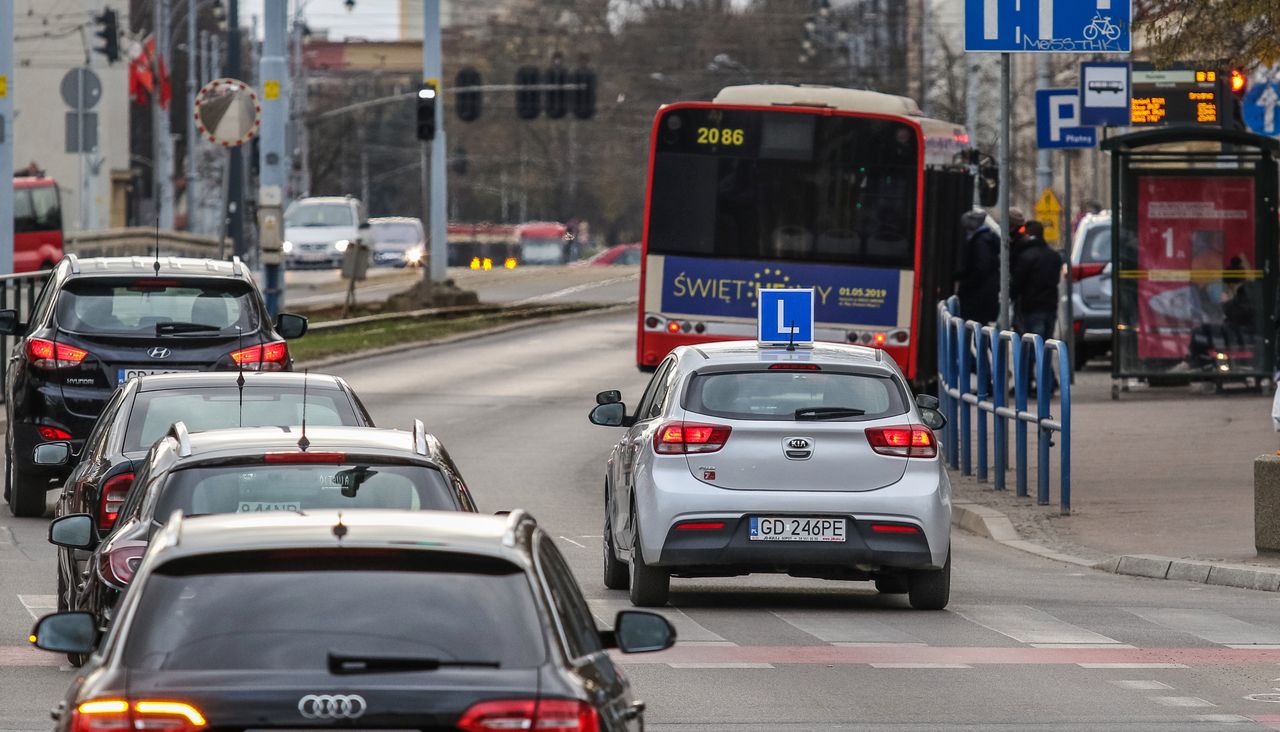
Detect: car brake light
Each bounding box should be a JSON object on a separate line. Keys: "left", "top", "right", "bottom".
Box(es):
{"left": 768, "top": 363, "right": 820, "bottom": 370}
{"left": 98, "top": 473, "right": 134, "bottom": 531}
{"left": 1071, "top": 263, "right": 1105, "bottom": 281}
{"left": 457, "top": 699, "right": 599, "bottom": 732}
{"left": 263, "top": 451, "right": 345, "bottom": 464}
{"left": 870, "top": 523, "right": 922, "bottom": 534}
{"left": 99, "top": 542, "right": 147, "bottom": 588}
{"left": 71, "top": 700, "right": 206, "bottom": 732}
{"left": 655, "top": 421, "right": 731, "bottom": 454}
{"left": 37, "top": 426, "right": 72, "bottom": 440}
{"left": 866, "top": 425, "right": 937, "bottom": 458}
{"left": 229, "top": 341, "right": 289, "bottom": 371}
{"left": 28, "top": 338, "right": 89, "bottom": 369}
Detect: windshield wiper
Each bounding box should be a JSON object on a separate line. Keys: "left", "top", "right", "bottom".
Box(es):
{"left": 156, "top": 322, "right": 222, "bottom": 335}
{"left": 795, "top": 406, "right": 866, "bottom": 420}
{"left": 328, "top": 651, "right": 500, "bottom": 675}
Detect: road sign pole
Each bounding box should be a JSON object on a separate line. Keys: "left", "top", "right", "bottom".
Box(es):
{"left": 226, "top": 0, "right": 246, "bottom": 259}
{"left": 997, "top": 52, "right": 1011, "bottom": 332}
{"left": 0, "top": 0, "right": 13, "bottom": 274}
{"left": 423, "top": 0, "right": 448, "bottom": 284}
{"left": 1036, "top": 54, "right": 1053, "bottom": 194}
{"left": 259, "top": 0, "right": 287, "bottom": 316}
{"left": 78, "top": 66, "right": 87, "bottom": 231}
{"left": 1063, "top": 148, "right": 1074, "bottom": 382}
{"left": 186, "top": 0, "right": 198, "bottom": 232}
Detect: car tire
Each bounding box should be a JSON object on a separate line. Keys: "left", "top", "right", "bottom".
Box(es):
{"left": 7, "top": 457, "right": 48, "bottom": 518}
{"left": 55, "top": 573, "right": 86, "bottom": 666}
{"left": 627, "top": 508, "right": 669, "bottom": 607}
{"left": 907, "top": 549, "right": 951, "bottom": 610}
{"left": 874, "top": 575, "right": 909, "bottom": 594}
{"left": 602, "top": 493, "right": 629, "bottom": 591}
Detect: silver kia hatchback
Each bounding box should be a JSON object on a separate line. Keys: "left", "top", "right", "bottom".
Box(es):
{"left": 589, "top": 341, "right": 952, "bottom": 610}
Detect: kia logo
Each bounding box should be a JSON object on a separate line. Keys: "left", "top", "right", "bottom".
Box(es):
{"left": 787, "top": 438, "right": 811, "bottom": 450}
{"left": 147, "top": 347, "right": 170, "bottom": 359}
{"left": 298, "top": 694, "right": 367, "bottom": 720}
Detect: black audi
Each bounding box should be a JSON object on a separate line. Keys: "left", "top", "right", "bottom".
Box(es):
{"left": 32, "top": 510, "right": 675, "bottom": 731}
{"left": 45, "top": 371, "right": 375, "bottom": 623}
{"left": 2, "top": 254, "right": 309, "bottom": 517}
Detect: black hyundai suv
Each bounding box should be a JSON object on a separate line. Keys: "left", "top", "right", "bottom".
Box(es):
{"left": 33, "top": 510, "right": 675, "bottom": 731}
{"left": 1, "top": 255, "right": 309, "bottom": 517}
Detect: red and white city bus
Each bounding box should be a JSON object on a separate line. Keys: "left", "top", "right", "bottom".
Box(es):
{"left": 13, "top": 177, "right": 64, "bottom": 272}
{"left": 637, "top": 84, "right": 977, "bottom": 385}
{"left": 517, "top": 221, "right": 578, "bottom": 265}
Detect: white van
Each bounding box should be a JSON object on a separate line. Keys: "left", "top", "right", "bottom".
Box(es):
{"left": 283, "top": 196, "right": 369, "bottom": 269}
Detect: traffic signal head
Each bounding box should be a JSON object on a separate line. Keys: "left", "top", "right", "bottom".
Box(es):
{"left": 416, "top": 82, "right": 438, "bottom": 141}
{"left": 456, "top": 67, "right": 482, "bottom": 122}
{"left": 545, "top": 66, "right": 568, "bottom": 119}
{"left": 1230, "top": 68, "right": 1248, "bottom": 96}
{"left": 515, "top": 66, "right": 541, "bottom": 120}
{"left": 571, "top": 68, "right": 596, "bottom": 120}
{"left": 94, "top": 8, "right": 120, "bottom": 64}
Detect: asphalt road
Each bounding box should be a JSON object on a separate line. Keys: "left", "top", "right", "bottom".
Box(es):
{"left": 6, "top": 312, "right": 1280, "bottom": 730}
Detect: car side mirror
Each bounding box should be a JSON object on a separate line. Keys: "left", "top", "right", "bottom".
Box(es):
{"left": 596, "top": 389, "right": 622, "bottom": 405}
{"left": 276, "top": 313, "right": 308, "bottom": 340}
{"left": 359, "top": 220, "right": 372, "bottom": 230}
{"left": 30, "top": 611, "right": 97, "bottom": 655}
{"left": 915, "top": 394, "right": 940, "bottom": 411}
{"left": 0, "top": 309, "right": 19, "bottom": 336}
{"left": 48, "top": 514, "right": 96, "bottom": 549}
{"left": 608, "top": 610, "right": 676, "bottom": 654}
{"left": 32, "top": 441, "right": 71, "bottom": 467}
{"left": 920, "top": 407, "right": 947, "bottom": 432}
{"left": 589, "top": 402, "right": 628, "bottom": 427}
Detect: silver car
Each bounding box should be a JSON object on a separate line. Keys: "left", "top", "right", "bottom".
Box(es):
{"left": 589, "top": 341, "right": 952, "bottom": 610}
{"left": 1064, "top": 212, "right": 1112, "bottom": 368}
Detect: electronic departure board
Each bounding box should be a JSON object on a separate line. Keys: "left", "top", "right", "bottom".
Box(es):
{"left": 1130, "top": 64, "right": 1224, "bottom": 126}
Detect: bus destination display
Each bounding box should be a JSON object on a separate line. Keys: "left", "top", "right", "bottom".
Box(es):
{"left": 1130, "top": 66, "right": 1222, "bottom": 126}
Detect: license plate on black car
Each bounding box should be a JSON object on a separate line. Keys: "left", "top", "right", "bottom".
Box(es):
{"left": 749, "top": 516, "right": 846, "bottom": 542}
{"left": 118, "top": 368, "right": 195, "bottom": 383}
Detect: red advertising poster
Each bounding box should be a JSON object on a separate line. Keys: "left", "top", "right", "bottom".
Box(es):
{"left": 1134, "top": 175, "right": 1256, "bottom": 361}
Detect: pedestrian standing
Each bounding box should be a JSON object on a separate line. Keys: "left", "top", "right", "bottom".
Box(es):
{"left": 1011, "top": 220, "right": 1063, "bottom": 390}
{"left": 955, "top": 210, "right": 1001, "bottom": 325}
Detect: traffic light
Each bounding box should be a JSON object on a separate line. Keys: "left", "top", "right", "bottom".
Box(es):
{"left": 456, "top": 67, "right": 482, "bottom": 122}
{"left": 94, "top": 8, "right": 120, "bottom": 64}
{"left": 1230, "top": 68, "right": 1248, "bottom": 97}
{"left": 544, "top": 65, "right": 568, "bottom": 119}
{"left": 416, "top": 81, "right": 437, "bottom": 142}
{"left": 515, "top": 66, "right": 541, "bottom": 120}
{"left": 571, "top": 67, "right": 596, "bottom": 120}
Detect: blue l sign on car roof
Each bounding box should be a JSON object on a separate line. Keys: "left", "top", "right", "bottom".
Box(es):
{"left": 758, "top": 288, "right": 814, "bottom": 346}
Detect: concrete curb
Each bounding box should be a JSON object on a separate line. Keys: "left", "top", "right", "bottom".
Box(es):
{"left": 951, "top": 499, "right": 1280, "bottom": 592}
{"left": 297, "top": 303, "right": 632, "bottom": 371}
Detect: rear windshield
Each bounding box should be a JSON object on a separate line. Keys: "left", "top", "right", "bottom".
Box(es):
{"left": 286, "top": 203, "right": 353, "bottom": 228}
{"left": 124, "top": 387, "right": 359, "bottom": 452}
{"left": 1080, "top": 224, "right": 1111, "bottom": 264}
{"left": 124, "top": 551, "right": 545, "bottom": 671}
{"left": 683, "top": 370, "right": 908, "bottom": 421}
{"left": 55, "top": 279, "right": 260, "bottom": 336}
{"left": 153, "top": 463, "right": 456, "bottom": 517}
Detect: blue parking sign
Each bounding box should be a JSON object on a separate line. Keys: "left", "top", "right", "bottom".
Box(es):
{"left": 758, "top": 289, "right": 814, "bottom": 346}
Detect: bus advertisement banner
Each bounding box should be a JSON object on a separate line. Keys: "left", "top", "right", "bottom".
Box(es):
{"left": 1132, "top": 175, "right": 1258, "bottom": 362}
{"left": 659, "top": 254, "right": 901, "bottom": 327}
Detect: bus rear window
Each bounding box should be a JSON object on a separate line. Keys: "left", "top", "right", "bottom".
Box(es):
{"left": 647, "top": 108, "right": 919, "bottom": 268}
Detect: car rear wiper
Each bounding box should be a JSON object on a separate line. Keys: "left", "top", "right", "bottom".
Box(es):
{"left": 156, "top": 322, "right": 222, "bottom": 335}
{"left": 795, "top": 406, "right": 866, "bottom": 420}
{"left": 328, "top": 651, "right": 500, "bottom": 675}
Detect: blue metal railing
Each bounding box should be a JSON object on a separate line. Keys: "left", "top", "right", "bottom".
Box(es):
{"left": 936, "top": 297, "right": 1072, "bottom": 515}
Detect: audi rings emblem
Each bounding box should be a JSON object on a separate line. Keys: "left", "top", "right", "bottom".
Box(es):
{"left": 298, "top": 694, "right": 367, "bottom": 720}
{"left": 147, "top": 347, "right": 171, "bottom": 359}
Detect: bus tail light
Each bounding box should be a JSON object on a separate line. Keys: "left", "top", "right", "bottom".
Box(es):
{"left": 655, "top": 421, "right": 731, "bottom": 454}
{"left": 666, "top": 321, "right": 681, "bottom": 333}
{"left": 645, "top": 316, "right": 661, "bottom": 329}
{"left": 28, "top": 339, "right": 89, "bottom": 369}
{"left": 98, "top": 473, "right": 135, "bottom": 531}
{"left": 866, "top": 425, "right": 936, "bottom": 458}
{"left": 873, "top": 332, "right": 887, "bottom": 347}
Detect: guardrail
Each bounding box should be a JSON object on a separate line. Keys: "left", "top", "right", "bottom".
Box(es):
{"left": 936, "top": 297, "right": 1072, "bottom": 515}
{"left": 0, "top": 270, "right": 54, "bottom": 404}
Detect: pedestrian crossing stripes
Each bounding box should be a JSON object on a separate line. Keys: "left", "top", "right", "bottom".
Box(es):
{"left": 952, "top": 604, "right": 1127, "bottom": 646}
{"left": 587, "top": 598, "right": 728, "bottom": 643}
{"left": 1126, "top": 607, "right": 1280, "bottom": 646}
{"left": 17, "top": 594, "right": 55, "bottom": 620}
{"left": 771, "top": 610, "right": 924, "bottom": 645}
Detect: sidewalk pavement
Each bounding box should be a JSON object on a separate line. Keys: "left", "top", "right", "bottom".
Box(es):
{"left": 948, "top": 364, "right": 1280, "bottom": 589}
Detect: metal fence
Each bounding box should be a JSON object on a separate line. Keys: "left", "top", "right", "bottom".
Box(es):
{"left": 0, "top": 270, "right": 52, "bottom": 403}
{"left": 936, "top": 297, "right": 1072, "bottom": 514}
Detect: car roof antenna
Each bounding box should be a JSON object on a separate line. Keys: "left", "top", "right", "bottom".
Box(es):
{"left": 153, "top": 212, "right": 161, "bottom": 276}
{"left": 332, "top": 512, "right": 347, "bottom": 541}
{"left": 786, "top": 320, "right": 797, "bottom": 352}
{"left": 235, "top": 326, "right": 245, "bottom": 427}
{"left": 297, "top": 368, "right": 311, "bottom": 452}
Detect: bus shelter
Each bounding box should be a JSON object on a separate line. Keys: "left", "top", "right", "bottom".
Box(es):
{"left": 1102, "top": 127, "right": 1279, "bottom": 398}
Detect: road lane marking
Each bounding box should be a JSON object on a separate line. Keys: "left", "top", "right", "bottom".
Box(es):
{"left": 612, "top": 645, "right": 1270, "bottom": 667}
{"left": 869, "top": 663, "right": 971, "bottom": 669}
{"left": 18, "top": 594, "right": 56, "bottom": 620}
{"left": 513, "top": 274, "right": 639, "bottom": 305}
{"left": 0, "top": 645, "right": 64, "bottom": 667}
{"left": 1150, "top": 696, "right": 1215, "bottom": 707}
{"left": 1126, "top": 608, "right": 1280, "bottom": 646}
{"left": 771, "top": 610, "right": 926, "bottom": 645}
{"left": 1032, "top": 643, "right": 1136, "bottom": 649}
{"left": 1111, "top": 680, "right": 1174, "bottom": 690}
{"left": 953, "top": 605, "right": 1123, "bottom": 645}
{"left": 1195, "top": 715, "right": 1251, "bottom": 723}
{"left": 668, "top": 662, "right": 773, "bottom": 669}
{"left": 587, "top": 598, "right": 727, "bottom": 643}
{"left": 1078, "top": 663, "right": 1189, "bottom": 669}
{"left": 558, "top": 536, "right": 586, "bottom": 548}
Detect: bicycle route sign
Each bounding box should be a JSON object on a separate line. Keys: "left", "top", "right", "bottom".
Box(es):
{"left": 964, "top": 0, "right": 1132, "bottom": 53}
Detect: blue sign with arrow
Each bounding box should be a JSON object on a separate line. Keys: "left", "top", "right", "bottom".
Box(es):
{"left": 1036, "top": 89, "right": 1097, "bottom": 149}
{"left": 965, "top": 0, "right": 1132, "bottom": 53}
{"left": 1242, "top": 79, "right": 1280, "bottom": 137}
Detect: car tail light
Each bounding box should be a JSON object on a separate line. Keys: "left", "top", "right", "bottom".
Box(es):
{"left": 676, "top": 521, "right": 726, "bottom": 531}
{"left": 71, "top": 699, "right": 206, "bottom": 732}
{"left": 98, "top": 473, "right": 134, "bottom": 531}
{"left": 866, "top": 425, "right": 937, "bottom": 458}
{"left": 1071, "top": 263, "right": 1105, "bottom": 281}
{"left": 457, "top": 699, "right": 599, "bottom": 732}
{"left": 769, "top": 363, "right": 820, "bottom": 370}
{"left": 229, "top": 341, "right": 289, "bottom": 371}
{"left": 28, "top": 338, "right": 89, "bottom": 369}
{"left": 655, "top": 422, "right": 731, "bottom": 454}
{"left": 99, "top": 542, "right": 148, "bottom": 589}
{"left": 263, "top": 451, "right": 346, "bottom": 464}
{"left": 37, "top": 426, "right": 72, "bottom": 440}
{"left": 870, "top": 523, "right": 922, "bottom": 534}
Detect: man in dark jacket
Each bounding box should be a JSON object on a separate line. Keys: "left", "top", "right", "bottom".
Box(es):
{"left": 955, "top": 210, "right": 1001, "bottom": 324}
{"left": 1011, "top": 220, "right": 1063, "bottom": 390}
